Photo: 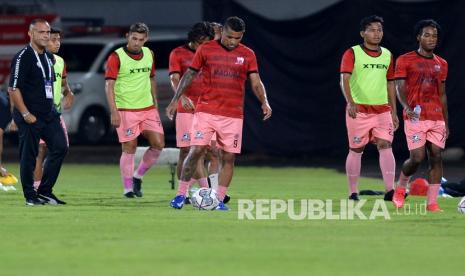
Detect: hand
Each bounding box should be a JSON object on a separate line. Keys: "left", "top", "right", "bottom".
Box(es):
{"left": 0, "top": 166, "right": 7, "bottom": 177}
{"left": 8, "top": 120, "right": 18, "bottom": 132}
{"left": 262, "top": 102, "right": 272, "bottom": 121}
{"left": 110, "top": 111, "right": 121, "bottom": 128}
{"left": 180, "top": 96, "right": 194, "bottom": 111}
{"left": 405, "top": 107, "right": 417, "bottom": 120}
{"left": 392, "top": 114, "right": 399, "bottom": 131}
{"left": 23, "top": 113, "right": 37, "bottom": 124}
{"left": 166, "top": 100, "right": 177, "bottom": 121}
{"left": 347, "top": 102, "right": 357, "bottom": 118}
{"left": 62, "top": 92, "right": 74, "bottom": 110}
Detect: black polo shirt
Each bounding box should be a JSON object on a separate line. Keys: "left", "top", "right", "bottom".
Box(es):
{"left": 9, "top": 45, "right": 56, "bottom": 121}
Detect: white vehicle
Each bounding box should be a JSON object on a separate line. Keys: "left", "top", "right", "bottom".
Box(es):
{"left": 59, "top": 33, "right": 185, "bottom": 143}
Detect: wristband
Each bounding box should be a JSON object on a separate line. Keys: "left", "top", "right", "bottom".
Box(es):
{"left": 22, "top": 112, "right": 30, "bottom": 118}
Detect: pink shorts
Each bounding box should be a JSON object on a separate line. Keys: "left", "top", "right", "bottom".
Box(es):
{"left": 176, "top": 112, "right": 217, "bottom": 148}
{"left": 39, "top": 115, "right": 69, "bottom": 146}
{"left": 404, "top": 120, "right": 446, "bottom": 150}
{"left": 346, "top": 111, "right": 393, "bottom": 148}
{"left": 176, "top": 112, "right": 194, "bottom": 148}
{"left": 190, "top": 112, "right": 242, "bottom": 153}
{"left": 116, "top": 108, "right": 164, "bottom": 143}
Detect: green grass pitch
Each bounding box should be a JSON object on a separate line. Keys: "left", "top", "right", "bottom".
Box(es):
{"left": 1, "top": 164, "right": 464, "bottom": 275}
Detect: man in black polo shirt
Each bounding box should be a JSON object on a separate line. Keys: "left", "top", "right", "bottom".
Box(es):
{"left": 8, "top": 18, "right": 68, "bottom": 206}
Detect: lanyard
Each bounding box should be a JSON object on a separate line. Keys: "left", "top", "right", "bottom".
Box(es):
{"left": 30, "top": 44, "right": 52, "bottom": 81}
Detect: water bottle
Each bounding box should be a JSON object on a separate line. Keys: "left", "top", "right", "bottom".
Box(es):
{"left": 411, "top": 104, "right": 421, "bottom": 123}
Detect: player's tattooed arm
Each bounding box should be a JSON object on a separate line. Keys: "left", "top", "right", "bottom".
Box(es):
{"left": 249, "top": 72, "right": 272, "bottom": 121}
{"left": 172, "top": 68, "right": 197, "bottom": 102}
{"left": 166, "top": 68, "right": 197, "bottom": 120}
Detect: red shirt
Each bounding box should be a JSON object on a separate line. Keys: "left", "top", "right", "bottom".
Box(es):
{"left": 190, "top": 40, "right": 258, "bottom": 119}
{"left": 169, "top": 45, "right": 205, "bottom": 113}
{"left": 62, "top": 62, "right": 67, "bottom": 79}
{"left": 105, "top": 47, "right": 155, "bottom": 80}
{"left": 340, "top": 45, "right": 395, "bottom": 114}
{"left": 395, "top": 51, "right": 447, "bottom": 121}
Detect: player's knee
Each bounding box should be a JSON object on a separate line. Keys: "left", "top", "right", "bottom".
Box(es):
{"left": 410, "top": 153, "right": 425, "bottom": 164}
{"left": 179, "top": 147, "right": 189, "bottom": 159}
{"left": 190, "top": 146, "right": 206, "bottom": 159}
{"left": 122, "top": 144, "right": 137, "bottom": 154}
{"left": 151, "top": 142, "right": 164, "bottom": 151}
{"left": 428, "top": 151, "right": 442, "bottom": 165}
{"left": 349, "top": 147, "right": 364, "bottom": 153}
{"left": 222, "top": 152, "right": 235, "bottom": 164}
{"left": 376, "top": 140, "right": 391, "bottom": 150}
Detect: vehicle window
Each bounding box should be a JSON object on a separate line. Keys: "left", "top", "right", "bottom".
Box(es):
{"left": 98, "top": 43, "right": 125, "bottom": 73}
{"left": 59, "top": 44, "right": 104, "bottom": 72}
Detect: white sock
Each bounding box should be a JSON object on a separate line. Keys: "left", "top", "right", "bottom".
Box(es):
{"left": 208, "top": 173, "right": 219, "bottom": 190}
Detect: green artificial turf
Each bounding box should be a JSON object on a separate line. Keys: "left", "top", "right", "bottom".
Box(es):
{"left": 1, "top": 164, "right": 464, "bottom": 275}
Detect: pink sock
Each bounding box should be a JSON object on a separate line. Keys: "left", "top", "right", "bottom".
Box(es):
{"left": 346, "top": 150, "right": 362, "bottom": 194}
{"left": 217, "top": 186, "right": 228, "bottom": 202}
{"left": 135, "top": 148, "right": 161, "bottom": 178}
{"left": 398, "top": 171, "right": 411, "bottom": 188}
{"left": 33, "top": 181, "right": 41, "bottom": 191}
{"left": 120, "top": 152, "right": 134, "bottom": 191}
{"left": 177, "top": 179, "right": 194, "bottom": 196}
{"left": 379, "top": 148, "right": 395, "bottom": 191}
{"left": 195, "top": 177, "right": 209, "bottom": 188}
{"left": 427, "top": 184, "right": 440, "bottom": 206}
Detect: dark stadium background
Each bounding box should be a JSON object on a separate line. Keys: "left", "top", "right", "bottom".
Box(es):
{"left": 1, "top": 0, "right": 464, "bottom": 165}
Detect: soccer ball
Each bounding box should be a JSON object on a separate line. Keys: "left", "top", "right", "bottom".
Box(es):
{"left": 458, "top": 197, "right": 465, "bottom": 214}
{"left": 191, "top": 188, "right": 219, "bottom": 210}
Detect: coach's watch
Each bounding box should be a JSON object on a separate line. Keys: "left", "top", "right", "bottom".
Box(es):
{"left": 21, "top": 111, "right": 30, "bottom": 118}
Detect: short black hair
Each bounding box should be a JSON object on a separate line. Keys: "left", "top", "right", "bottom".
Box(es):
{"left": 129, "top": 22, "right": 149, "bottom": 35}
{"left": 50, "top": 27, "right": 61, "bottom": 34}
{"left": 187, "top": 21, "right": 215, "bottom": 42}
{"left": 414, "top": 19, "right": 441, "bottom": 38}
{"left": 224, "top": 16, "right": 245, "bottom": 32}
{"left": 210, "top": 22, "right": 222, "bottom": 29}
{"left": 359, "top": 15, "right": 384, "bottom": 32}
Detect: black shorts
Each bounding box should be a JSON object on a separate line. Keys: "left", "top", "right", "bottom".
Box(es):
{"left": 0, "top": 91, "right": 12, "bottom": 130}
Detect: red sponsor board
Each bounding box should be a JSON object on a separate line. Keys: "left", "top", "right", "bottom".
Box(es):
{"left": 0, "top": 14, "right": 58, "bottom": 84}
{"left": 0, "top": 14, "right": 58, "bottom": 44}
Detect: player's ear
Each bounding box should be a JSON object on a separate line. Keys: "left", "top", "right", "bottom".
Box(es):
{"left": 359, "top": 31, "right": 364, "bottom": 39}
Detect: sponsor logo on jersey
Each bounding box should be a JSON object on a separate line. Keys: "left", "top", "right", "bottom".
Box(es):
{"left": 235, "top": 57, "right": 244, "bottom": 65}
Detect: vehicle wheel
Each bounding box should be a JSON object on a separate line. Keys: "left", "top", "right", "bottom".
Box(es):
{"left": 78, "top": 108, "right": 108, "bottom": 144}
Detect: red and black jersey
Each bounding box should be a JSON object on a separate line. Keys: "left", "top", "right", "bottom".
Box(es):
{"left": 190, "top": 40, "right": 258, "bottom": 119}
{"left": 395, "top": 51, "right": 448, "bottom": 121}
{"left": 169, "top": 45, "right": 205, "bottom": 113}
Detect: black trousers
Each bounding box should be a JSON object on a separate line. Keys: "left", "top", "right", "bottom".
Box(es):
{"left": 14, "top": 112, "right": 68, "bottom": 200}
